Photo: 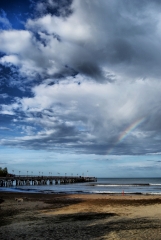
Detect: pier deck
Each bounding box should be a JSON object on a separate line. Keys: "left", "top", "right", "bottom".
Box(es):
{"left": 0, "top": 175, "right": 97, "bottom": 187}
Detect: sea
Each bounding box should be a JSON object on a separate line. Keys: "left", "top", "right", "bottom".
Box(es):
{"left": 1, "top": 178, "right": 161, "bottom": 195}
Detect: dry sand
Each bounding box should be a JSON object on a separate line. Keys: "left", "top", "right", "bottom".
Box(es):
{"left": 1, "top": 192, "right": 161, "bottom": 239}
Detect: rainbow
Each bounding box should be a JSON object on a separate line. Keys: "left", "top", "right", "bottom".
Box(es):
{"left": 107, "top": 117, "right": 145, "bottom": 154}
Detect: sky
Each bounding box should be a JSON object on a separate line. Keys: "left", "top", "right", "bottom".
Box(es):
{"left": 0, "top": 0, "right": 161, "bottom": 178}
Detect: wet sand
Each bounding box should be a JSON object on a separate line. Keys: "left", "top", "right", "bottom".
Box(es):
{"left": 1, "top": 192, "right": 161, "bottom": 239}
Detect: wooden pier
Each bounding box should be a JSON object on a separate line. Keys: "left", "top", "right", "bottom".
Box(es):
{"left": 0, "top": 175, "right": 97, "bottom": 187}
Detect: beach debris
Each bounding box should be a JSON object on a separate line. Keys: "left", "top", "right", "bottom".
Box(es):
{"left": 15, "top": 198, "right": 23, "bottom": 203}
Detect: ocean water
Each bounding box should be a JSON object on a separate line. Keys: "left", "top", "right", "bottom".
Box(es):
{"left": 1, "top": 178, "right": 161, "bottom": 195}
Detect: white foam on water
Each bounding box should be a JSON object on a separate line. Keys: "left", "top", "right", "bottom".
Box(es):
{"left": 149, "top": 183, "right": 161, "bottom": 186}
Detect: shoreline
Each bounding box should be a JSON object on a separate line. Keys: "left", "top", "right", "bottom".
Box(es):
{"left": 1, "top": 187, "right": 161, "bottom": 196}
{"left": 1, "top": 192, "right": 161, "bottom": 239}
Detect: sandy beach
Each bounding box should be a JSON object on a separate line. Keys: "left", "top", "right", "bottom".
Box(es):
{"left": 1, "top": 192, "right": 161, "bottom": 239}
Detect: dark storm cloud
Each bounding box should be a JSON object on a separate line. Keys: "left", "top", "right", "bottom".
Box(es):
{"left": 75, "top": 62, "right": 102, "bottom": 81}
{"left": 1, "top": 129, "right": 160, "bottom": 156}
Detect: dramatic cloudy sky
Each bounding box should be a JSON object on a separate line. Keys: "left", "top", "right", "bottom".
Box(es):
{"left": 0, "top": 0, "right": 161, "bottom": 177}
